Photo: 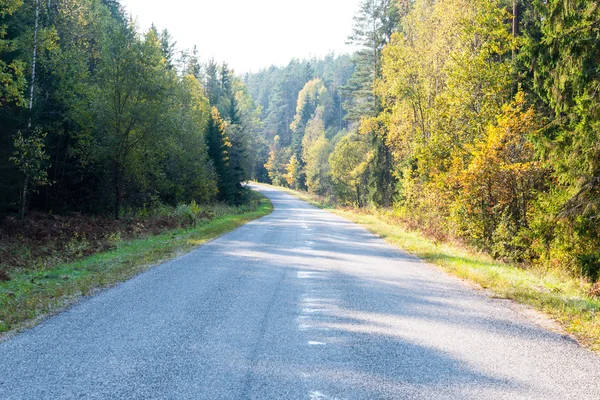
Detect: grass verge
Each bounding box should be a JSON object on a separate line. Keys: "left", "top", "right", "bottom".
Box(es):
{"left": 0, "top": 195, "right": 273, "bottom": 336}
{"left": 279, "top": 185, "right": 600, "bottom": 352}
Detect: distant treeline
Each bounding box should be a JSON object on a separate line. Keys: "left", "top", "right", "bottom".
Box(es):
{"left": 246, "top": 0, "right": 600, "bottom": 282}
{"left": 0, "top": 0, "right": 258, "bottom": 220}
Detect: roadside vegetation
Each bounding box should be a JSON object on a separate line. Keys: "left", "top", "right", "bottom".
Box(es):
{"left": 0, "top": 192, "right": 272, "bottom": 335}
{"left": 248, "top": 0, "right": 600, "bottom": 287}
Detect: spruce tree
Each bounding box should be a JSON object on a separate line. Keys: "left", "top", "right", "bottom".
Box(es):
{"left": 205, "top": 108, "right": 235, "bottom": 203}
{"left": 343, "top": 0, "right": 401, "bottom": 207}
{"left": 159, "top": 29, "right": 176, "bottom": 70}
{"left": 524, "top": 0, "right": 600, "bottom": 276}
{"left": 205, "top": 58, "right": 221, "bottom": 107}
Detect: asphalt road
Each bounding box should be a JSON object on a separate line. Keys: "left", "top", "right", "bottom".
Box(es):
{"left": 1, "top": 184, "right": 600, "bottom": 399}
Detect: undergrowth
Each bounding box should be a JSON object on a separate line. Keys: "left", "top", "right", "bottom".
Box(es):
{"left": 0, "top": 192, "right": 273, "bottom": 335}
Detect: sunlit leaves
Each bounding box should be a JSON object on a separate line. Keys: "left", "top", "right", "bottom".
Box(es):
{"left": 329, "top": 133, "right": 373, "bottom": 206}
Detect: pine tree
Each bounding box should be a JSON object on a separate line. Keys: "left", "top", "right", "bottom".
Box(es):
{"left": 343, "top": 0, "right": 399, "bottom": 120}
{"left": 343, "top": 0, "right": 401, "bottom": 206}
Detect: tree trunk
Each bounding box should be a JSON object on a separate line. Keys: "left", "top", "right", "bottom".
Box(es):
{"left": 384, "top": 142, "right": 394, "bottom": 207}
{"left": 20, "top": 175, "right": 29, "bottom": 223}
{"left": 512, "top": 0, "right": 520, "bottom": 37}
{"left": 512, "top": 0, "right": 520, "bottom": 61}
{"left": 28, "top": 0, "right": 40, "bottom": 129}
{"left": 113, "top": 160, "right": 121, "bottom": 220}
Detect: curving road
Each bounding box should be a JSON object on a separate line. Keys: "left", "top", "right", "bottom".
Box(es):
{"left": 1, "top": 184, "right": 600, "bottom": 399}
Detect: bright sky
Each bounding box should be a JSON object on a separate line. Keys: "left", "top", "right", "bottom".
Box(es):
{"left": 119, "top": 0, "right": 361, "bottom": 74}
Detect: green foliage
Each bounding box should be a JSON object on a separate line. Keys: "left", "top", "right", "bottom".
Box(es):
{"left": 0, "top": 0, "right": 21, "bottom": 15}
{"left": 284, "top": 154, "right": 302, "bottom": 190}
{"left": 455, "top": 91, "right": 544, "bottom": 260}
{"left": 244, "top": 55, "right": 354, "bottom": 184}
{"left": 202, "top": 62, "right": 252, "bottom": 204}
{"left": 0, "top": 0, "right": 25, "bottom": 107}
{"left": 162, "top": 75, "right": 217, "bottom": 205}
{"left": 343, "top": 0, "right": 401, "bottom": 206}
{"left": 2, "top": 0, "right": 599, "bottom": 289}
{"left": 236, "top": 81, "right": 267, "bottom": 183}
{"left": 0, "top": 0, "right": 254, "bottom": 221}
{"left": 264, "top": 136, "right": 292, "bottom": 187}
{"left": 344, "top": 0, "right": 399, "bottom": 120}
{"left": 305, "top": 137, "right": 332, "bottom": 196}
{"left": 10, "top": 129, "right": 49, "bottom": 188}
{"left": 93, "top": 22, "right": 174, "bottom": 218}
{"left": 0, "top": 58, "right": 25, "bottom": 107}
{"left": 373, "top": 0, "right": 518, "bottom": 246}
{"left": 523, "top": 0, "right": 600, "bottom": 279}
{"left": 174, "top": 201, "right": 213, "bottom": 226}
{"left": 290, "top": 78, "right": 327, "bottom": 132}
{"left": 206, "top": 107, "right": 235, "bottom": 203}
{"left": 247, "top": 0, "right": 600, "bottom": 284}
{"left": 329, "top": 133, "right": 373, "bottom": 206}
{"left": 9, "top": 128, "right": 50, "bottom": 220}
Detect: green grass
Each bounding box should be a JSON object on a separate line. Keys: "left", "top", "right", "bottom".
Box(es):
{"left": 0, "top": 196, "right": 273, "bottom": 335}
{"left": 280, "top": 186, "right": 600, "bottom": 352}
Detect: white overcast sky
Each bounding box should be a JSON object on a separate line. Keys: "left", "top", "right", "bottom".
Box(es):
{"left": 119, "top": 0, "right": 362, "bottom": 74}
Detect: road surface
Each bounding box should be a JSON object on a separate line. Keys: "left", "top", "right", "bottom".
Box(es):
{"left": 1, "top": 184, "right": 600, "bottom": 399}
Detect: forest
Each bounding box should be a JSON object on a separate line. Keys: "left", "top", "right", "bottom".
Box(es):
{"left": 3, "top": 0, "right": 600, "bottom": 389}
{"left": 245, "top": 0, "right": 600, "bottom": 283}
{"left": 1, "top": 0, "right": 599, "bottom": 284}
{"left": 0, "top": 0, "right": 272, "bottom": 282}
{"left": 0, "top": 0, "right": 258, "bottom": 222}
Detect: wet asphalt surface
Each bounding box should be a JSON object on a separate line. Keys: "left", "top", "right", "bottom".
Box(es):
{"left": 1, "top": 184, "right": 600, "bottom": 399}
